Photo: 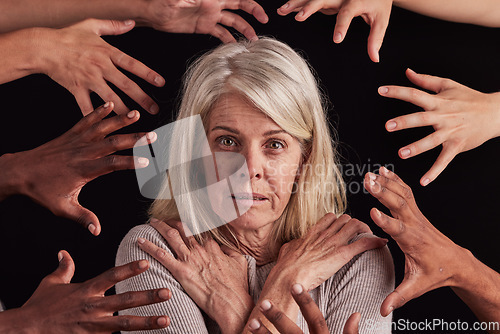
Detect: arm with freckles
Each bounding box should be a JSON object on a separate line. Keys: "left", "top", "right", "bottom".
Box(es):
{"left": 393, "top": 0, "right": 500, "bottom": 28}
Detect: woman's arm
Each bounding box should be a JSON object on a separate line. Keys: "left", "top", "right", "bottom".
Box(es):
{"left": 393, "top": 0, "right": 500, "bottom": 27}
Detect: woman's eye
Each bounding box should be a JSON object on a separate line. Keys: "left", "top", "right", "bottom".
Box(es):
{"left": 268, "top": 141, "right": 285, "bottom": 149}
{"left": 219, "top": 137, "right": 236, "bottom": 147}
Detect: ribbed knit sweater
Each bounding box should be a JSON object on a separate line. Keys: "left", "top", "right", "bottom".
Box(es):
{"left": 116, "top": 224, "right": 395, "bottom": 333}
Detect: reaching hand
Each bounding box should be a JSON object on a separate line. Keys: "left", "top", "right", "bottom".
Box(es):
{"left": 11, "top": 251, "right": 171, "bottom": 333}
{"left": 39, "top": 19, "right": 165, "bottom": 116}
{"left": 364, "top": 167, "right": 473, "bottom": 316}
{"left": 247, "top": 283, "right": 360, "bottom": 333}
{"left": 379, "top": 68, "right": 500, "bottom": 186}
{"left": 145, "top": 0, "right": 269, "bottom": 43}
{"left": 3, "top": 102, "right": 155, "bottom": 235}
{"left": 277, "top": 0, "right": 392, "bottom": 62}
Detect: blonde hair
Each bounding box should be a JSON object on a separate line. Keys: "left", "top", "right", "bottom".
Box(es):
{"left": 149, "top": 37, "right": 346, "bottom": 248}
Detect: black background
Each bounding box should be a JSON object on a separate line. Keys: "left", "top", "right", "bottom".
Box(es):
{"left": 1, "top": 3, "right": 500, "bottom": 333}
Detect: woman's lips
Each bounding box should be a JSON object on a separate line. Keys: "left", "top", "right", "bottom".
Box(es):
{"left": 230, "top": 193, "right": 268, "bottom": 201}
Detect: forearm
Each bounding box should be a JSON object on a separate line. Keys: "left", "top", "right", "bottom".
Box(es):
{"left": 0, "top": 0, "right": 147, "bottom": 32}
{"left": 0, "top": 153, "right": 25, "bottom": 202}
{"left": 0, "top": 308, "right": 36, "bottom": 334}
{"left": 451, "top": 248, "right": 500, "bottom": 331}
{"left": 393, "top": 0, "right": 500, "bottom": 27}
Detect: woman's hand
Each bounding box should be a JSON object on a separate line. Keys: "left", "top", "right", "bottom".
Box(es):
{"left": 277, "top": 0, "right": 392, "bottom": 62}
{"left": 379, "top": 68, "right": 500, "bottom": 186}
{"left": 37, "top": 19, "right": 164, "bottom": 116}
{"left": 274, "top": 213, "right": 388, "bottom": 292}
{"left": 0, "top": 102, "right": 155, "bottom": 235}
{"left": 0, "top": 250, "right": 171, "bottom": 334}
{"left": 144, "top": 0, "right": 269, "bottom": 43}
{"left": 247, "top": 283, "right": 360, "bottom": 334}
{"left": 364, "top": 167, "right": 476, "bottom": 316}
{"left": 137, "top": 219, "right": 254, "bottom": 334}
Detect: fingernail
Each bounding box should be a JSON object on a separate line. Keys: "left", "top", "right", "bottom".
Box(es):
{"left": 124, "top": 20, "right": 134, "bottom": 26}
{"left": 407, "top": 68, "right": 415, "bottom": 74}
{"left": 297, "top": 10, "right": 304, "bottom": 17}
{"left": 127, "top": 110, "right": 137, "bottom": 119}
{"left": 369, "top": 179, "right": 375, "bottom": 186}
{"left": 374, "top": 52, "right": 380, "bottom": 63}
{"left": 104, "top": 102, "right": 110, "bottom": 108}
{"left": 400, "top": 148, "right": 411, "bottom": 158}
{"left": 158, "top": 289, "right": 170, "bottom": 300}
{"left": 381, "top": 166, "right": 389, "bottom": 175}
{"left": 150, "top": 104, "right": 159, "bottom": 114}
{"left": 150, "top": 218, "right": 159, "bottom": 223}
{"left": 379, "top": 86, "right": 389, "bottom": 94}
{"left": 154, "top": 76, "right": 164, "bottom": 86}
{"left": 292, "top": 283, "right": 303, "bottom": 295}
{"left": 281, "top": 2, "right": 289, "bottom": 9}
{"left": 157, "top": 316, "right": 168, "bottom": 327}
{"left": 368, "top": 173, "right": 376, "bottom": 181}
{"left": 260, "top": 300, "right": 271, "bottom": 311}
{"left": 422, "top": 178, "right": 430, "bottom": 186}
{"left": 146, "top": 132, "right": 156, "bottom": 141}
{"left": 138, "top": 260, "right": 148, "bottom": 269}
{"left": 374, "top": 208, "right": 381, "bottom": 217}
{"left": 138, "top": 237, "right": 146, "bottom": 245}
{"left": 388, "top": 306, "right": 394, "bottom": 314}
{"left": 88, "top": 224, "right": 96, "bottom": 234}
{"left": 386, "top": 121, "right": 397, "bottom": 130}
{"left": 58, "top": 251, "right": 64, "bottom": 262}
{"left": 137, "top": 157, "right": 149, "bottom": 167}
{"left": 248, "top": 319, "right": 260, "bottom": 330}
{"left": 333, "top": 32, "right": 342, "bottom": 43}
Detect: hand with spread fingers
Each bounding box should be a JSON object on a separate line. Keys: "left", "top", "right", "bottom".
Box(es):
{"left": 145, "top": 0, "right": 269, "bottom": 43}
{"left": 277, "top": 0, "right": 392, "bottom": 62}
{"left": 247, "top": 283, "right": 360, "bottom": 334}
{"left": 37, "top": 19, "right": 164, "bottom": 116}
{"left": 379, "top": 68, "right": 500, "bottom": 186}
{"left": 364, "top": 167, "right": 500, "bottom": 326}
{"left": 137, "top": 219, "right": 254, "bottom": 334}
{"left": 0, "top": 251, "right": 171, "bottom": 333}
{"left": 0, "top": 102, "right": 156, "bottom": 235}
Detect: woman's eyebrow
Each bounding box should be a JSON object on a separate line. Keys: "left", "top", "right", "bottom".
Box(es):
{"left": 210, "top": 126, "right": 288, "bottom": 137}
{"left": 263, "top": 129, "right": 288, "bottom": 136}
{"left": 211, "top": 126, "right": 239, "bottom": 134}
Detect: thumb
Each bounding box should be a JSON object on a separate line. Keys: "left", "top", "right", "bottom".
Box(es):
{"left": 45, "top": 250, "right": 75, "bottom": 285}
{"left": 343, "top": 312, "right": 360, "bottom": 334}
{"left": 96, "top": 20, "right": 135, "bottom": 36}
{"left": 63, "top": 201, "right": 101, "bottom": 236}
{"left": 380, "top": 277, "right": 422, "bottom": 317}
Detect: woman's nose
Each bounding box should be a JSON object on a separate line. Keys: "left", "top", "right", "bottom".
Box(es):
{"left": 243, "top": 148, "right": 264, "bottom": 180}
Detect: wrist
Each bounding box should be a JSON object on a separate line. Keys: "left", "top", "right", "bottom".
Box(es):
{"left": 490, "top": 92, "right": 500, "bottom": 138}
{"left": 0, "top": 308, "right": 38, "bottom": 334}
{"left": 0, "top": 153, "right": 27, "bottom": 201}
{"left": 216, "top": 293, "right": 254, "bottom": 334}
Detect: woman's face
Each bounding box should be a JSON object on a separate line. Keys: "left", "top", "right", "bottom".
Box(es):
{"left": 206, "top": 93, "right": 303, "bottom": 232}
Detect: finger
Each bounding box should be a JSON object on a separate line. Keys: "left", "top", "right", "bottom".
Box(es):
{"left": 343, "top": 312, "right": 360, "bottom": 334}
{"left": 367, "top": 13, "right": 390, "bottom": 63}
{"left": 90, "top": 315, "right": 170, "bottom": 331}
{"left": 73, "top": 90, "right": 94, "bottom": 116}
{"left": 248, "top": 319, "right": 272, "bottom": 334}
{"left": 42, "top": 250, "right": 75, "bottom": 286}
{"left": 343, "top": 235, "right": 388, "bottom": 260}
{"left": 310, "top": 212, "right": 340, "bottom": 234}
{"left": 150, "top": 218, "right": 195, "bottom": 248}
{"left": 381, "top": 278, "right": 423, "bottom": 317}
{"left": 101, "top": 288, "right": 171, "bottom": 312}
{"left": 367, "top": 172, "right": 415, "bottom": 206}
{"left": 399, "top": 131, "right": 447, "bottom": 160}
{"left": 228, "top": 0, "right": 269, "bottom": 24}
{"left": 137, "top": 238, "right": 182, "bottom": 273}
{"left": 369, "top": 208, "right": 405, "bottom": 241}
{"left": 211, "top": 24, "right": 237, "bottom": 43}
{"left": 61, "top": 200, "right": 101, "bottom": 236}
{"left": 96, "top": 19, "right": 135, "bottom": 36}
{"left": 405, "top": 68, "right": 454, "bottom": 94}
{"left": 291, "top": 284, "right": 328, "bottom": 333}
{"left": 111, "top": 50, "right": 165, "bottom": 88}
{"left": 277, "top": 0, "right": 308, "bottom": 16}
{"left": 85, "top": 259, "right": 150, "bottom": 293}
{"left": 378, "top": 167, "right": 411, "bottom": 194}
{"left": 259, "top": 300, "right": 303, "bottom": 334}
{"left": 333, "top": 4, "right": 358, "bottom": 43}
{"left": 153, "top": 223, "right": 191, "bottom": 260}
{"left": 92, "top": 131, "right": 157, "bottom": 157}
{"left": 364, "top": 174, "right": 414, "bottom": 219}
{"left": 84, "top": 155, "right": 148, "bottom": 179}
{"left": 219, "top": 11, "right": 258, "bottom": 41}
{"left": 335, "top": 218, "right": 373, "bottom": 243}
{"left": 378, "top": 85, "right": 437, "bottom": 111}
{"left": 86, "top": 110, "right": 140, "bottom": 140}
{"left": 420, "top": 145, "right": 458, "bottom": 186}
{"left": 385, "top": 111, "right": 437, "bottom": 132}
{"left": 94, "top": 83, "right": 130, "bottom": 115}
{"left": 104, "top": 68, "right": 160, "bottom": 115}
{"left": 71, "top": 102, "right": 115, "bottom": 134}
{"left": 295, "top": 0, "right": 325, "bottom": 21}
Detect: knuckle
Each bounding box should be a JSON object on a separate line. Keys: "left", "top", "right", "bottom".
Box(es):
{"left": 397, "top": 196, "right": 407, "bottom": 209}
{"left": 270, "top": 310, "right": 284, "bottom": 324}
{"left": 117, "top": 317, "right": 132, "bottom": 330}
{"left": 119, "top": 292, "right": 135, "bottom": 306}
{"left": 107, "top": 136, "right": 120, "bottom": 149}
{"left": 401, "top": 186, "right": 413, "bottom": 200}
{"left": 82, "top": 302, "right": 97, "bottom": 314}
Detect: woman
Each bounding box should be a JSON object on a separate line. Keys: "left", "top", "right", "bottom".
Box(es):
{"left": 116, "top": 38, "right": 394, "bottom": 333}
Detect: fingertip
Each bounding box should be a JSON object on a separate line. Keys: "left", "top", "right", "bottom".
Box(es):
{"left": 386, "top": 120, "right": 397, "bottom": 131}
{"left": 421, "top": 177, "right": 431, "bottom": 187}
{"left": 291, "top": 283, "right": 304, "bottom": 295}
{"left": 154, "top": 75, "right": 165, "bottom": 87}
{"left": 378, "top": 86, "right": 389, "bottom": 95}
{"left": 248, "top": 319, "right": 261, "bottom": 330}
{"left": 333, "top": 31, "right": 343, "bottom": 43}
{"left": 260, "top": 299, "right": 272, "bottom": 311}
{"left": 58, "top": 251, "right": 64, "bottom": 262}
{"left": 150, "top": 104, "right": 160, "bottom": 115}
{"left": 138, "top": 259, "right": 149, "bottom": 270}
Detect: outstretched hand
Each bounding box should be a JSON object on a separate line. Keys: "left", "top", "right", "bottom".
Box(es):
{"left": 1, "top": 102, "right": 155, "bottom": 235}
{"left": 364, "top": 167, "right": 474, "bottom": 316}
{"left": 8, "top": 251, "right": 171, "bottom": 333}
{"left": 145, "top": 0, "right": 269, "bottom": 43}
{"left": 379, "top": 68, "right": 500, "bottom": 186}
{"left": 39, "top": 19, "right": 165, "bottom": 116}
{"left": 277, "top": 0, "right": 392, "bottom": 62}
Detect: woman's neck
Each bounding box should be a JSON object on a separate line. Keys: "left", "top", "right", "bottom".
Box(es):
{"left": 224, "top": 225, "right": 279, "bottom": 266}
